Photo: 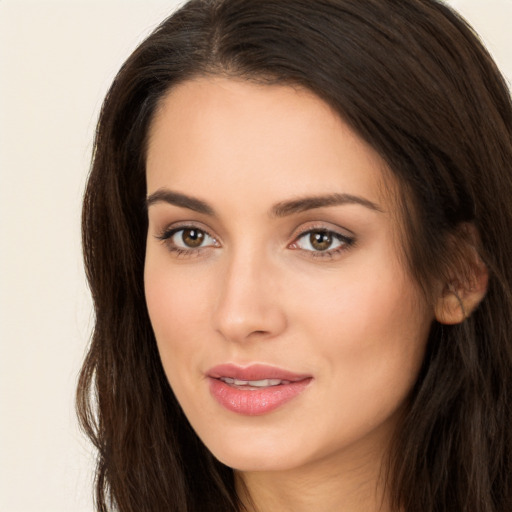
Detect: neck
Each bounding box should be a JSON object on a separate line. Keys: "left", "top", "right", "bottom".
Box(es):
{"left": 235, "top": 445, "right": 392, "bottom": 512}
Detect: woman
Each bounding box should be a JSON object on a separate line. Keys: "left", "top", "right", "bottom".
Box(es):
{"left": 77, "top": 0, "right": 512, "bottom": 511}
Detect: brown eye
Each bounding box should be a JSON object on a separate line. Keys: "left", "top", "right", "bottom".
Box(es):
{"left": 291, "top": 228, "right": 352, "bottom": 255}
{"left": 309, "top": 231, "right": 333, "bottom": 251}
{"left": 181, "top": 228, "right": 205, "bottom": 248}
{"left": 160, "top": 227, "right": 217, "bottom": 251}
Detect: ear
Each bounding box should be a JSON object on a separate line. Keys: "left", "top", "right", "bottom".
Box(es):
{"left": 435, "top": 226, "right": 488, "bottom": 325}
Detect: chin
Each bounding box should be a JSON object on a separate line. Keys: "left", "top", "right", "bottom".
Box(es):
{"left": 199, "top": 426, "right": 309, "bottom": 472}
{"left": 213, "top": 447, "right": 305, "bottom": 473}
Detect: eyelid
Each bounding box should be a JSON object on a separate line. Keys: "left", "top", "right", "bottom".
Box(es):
{"left": 155, "top": 220, "right": 218, "bottom": 240}
{"left": 288, "top": 222, "right": 356, "bottom": 257}
{"left": 153, "top": 220, "right": 355, "bottom": 259}
{"left": 289, "top": 221, "right": 355, "bottom": 241}
{"left": 155, "top": 222, "right": 221, "bottom": 255}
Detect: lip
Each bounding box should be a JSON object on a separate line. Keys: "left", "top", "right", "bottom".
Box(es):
{"left": 207, "top": 363, "right": 312, "bottom": 416}
{"left": 208, "top": 363, "right": 311, "bottom": 382}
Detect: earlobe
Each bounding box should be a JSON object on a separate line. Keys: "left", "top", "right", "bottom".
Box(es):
{"left": 435, "top": 259, "right": 488, "bottom": 325}
{"left": 435, "top": 286, "right": 465, "bottom": 325}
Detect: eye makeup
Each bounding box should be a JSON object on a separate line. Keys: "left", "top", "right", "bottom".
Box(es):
{"left": 155, "top": 223, "right": 220, "bottom": 258}
{"left": 289, "top": 227, "right": 355, "bottom": 260}
{"left": 154, "top": 220, "right": 356, "bottom": 261}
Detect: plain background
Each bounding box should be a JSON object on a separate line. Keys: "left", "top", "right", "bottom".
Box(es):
{"left": 0, "top": 1, "right": 510, "bottom": 511}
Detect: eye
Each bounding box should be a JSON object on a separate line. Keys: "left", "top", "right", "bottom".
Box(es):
{"left": 156, "top": 226, "right": 219, "bottom": 254}
{"left": 172, "top": 228, "right": 212, "bottom": 248}
{"left": 295, "top": 230, "right": 342, "bottom": 251}
{"left": 290, "top": 228, "right": 354, "bottom": 256}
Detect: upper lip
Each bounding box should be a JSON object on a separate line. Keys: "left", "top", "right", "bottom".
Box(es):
{"left": 207, "top": 363, "right": 312, "bottom": 382}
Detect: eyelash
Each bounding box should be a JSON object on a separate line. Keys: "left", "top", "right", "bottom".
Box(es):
{"left": 156, "top": 225, "right": 219, "bottom": 258}
{"left": 290, "top": 227, "right": 355, "bottom": 259}
{"left": 155, "top": 224, "right": 355, "bottom": 260}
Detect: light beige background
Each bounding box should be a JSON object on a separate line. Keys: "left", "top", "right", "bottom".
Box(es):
{"left": 0, "top": 1, "right": 510, "bottom": 511}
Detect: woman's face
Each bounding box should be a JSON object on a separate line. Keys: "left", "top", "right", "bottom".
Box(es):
{"left": 144, "top": 77, "right": 434, "bottom": 473}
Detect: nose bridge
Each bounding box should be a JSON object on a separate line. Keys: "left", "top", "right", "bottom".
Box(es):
{"left": 213, "top": 242, "right": 286, "bottom": 343}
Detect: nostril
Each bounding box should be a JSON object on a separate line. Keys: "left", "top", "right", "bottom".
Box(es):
{"left": 213, "top": 275, "right": 288, "bottom": 343}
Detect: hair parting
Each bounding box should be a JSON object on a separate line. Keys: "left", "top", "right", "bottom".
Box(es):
{"left": 78, "top": 1, "right": 512, "bottom": 510}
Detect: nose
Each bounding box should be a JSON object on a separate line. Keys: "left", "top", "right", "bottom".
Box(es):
{"left": 212, "top": 249, "right": 287, "bottom": 344}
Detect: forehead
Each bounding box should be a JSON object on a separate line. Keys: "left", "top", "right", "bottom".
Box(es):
{"left": 146, "top": 76, "right": 393, "bottom": 210}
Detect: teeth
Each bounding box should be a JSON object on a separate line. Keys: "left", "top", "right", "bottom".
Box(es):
{"left": 247, "top": 379, "right": 284, "bottom": 387}
{"left": 220, "top": 377, "right": 289, "bottom": 387}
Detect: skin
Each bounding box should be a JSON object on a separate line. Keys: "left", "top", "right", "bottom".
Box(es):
{"left": 144, "top": 77, "right": 437, "bottom": 512}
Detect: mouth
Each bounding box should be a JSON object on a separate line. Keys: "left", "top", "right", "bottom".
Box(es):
{"left": 207, "top": 364, "right": 312, "bottom": 415}
{"left": 208, "top": 363, "right": 311, "bottom": 382}
{"left": 218, "top": 377, "right": 291, "bottom": 389}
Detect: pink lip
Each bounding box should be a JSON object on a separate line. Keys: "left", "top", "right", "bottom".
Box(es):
{"left": 207, "top": 364, "right": 312, "bottom": 416}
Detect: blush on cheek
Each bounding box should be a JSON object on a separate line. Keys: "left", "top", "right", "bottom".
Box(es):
{"left": 145, "top": 275, "right": 205, "bottom": 358}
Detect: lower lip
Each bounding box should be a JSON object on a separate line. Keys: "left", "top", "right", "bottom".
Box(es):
{"left": 208, "top": 377, "right": 312, "bottom": 416}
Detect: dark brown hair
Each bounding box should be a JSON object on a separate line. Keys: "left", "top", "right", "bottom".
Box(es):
{"left": 78, "top": 1, "right": 512, "bottom": 511}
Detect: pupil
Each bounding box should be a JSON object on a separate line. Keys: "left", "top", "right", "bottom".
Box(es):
{"left": 182, "top": 229, "right": 204, "bottom": 247}
{"left": 310, "top": 231, "right": 332, "bottom": 251}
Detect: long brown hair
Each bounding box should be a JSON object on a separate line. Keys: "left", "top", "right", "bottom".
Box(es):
{"left": 78, "top": 1, "right": 512, "bottom": 510}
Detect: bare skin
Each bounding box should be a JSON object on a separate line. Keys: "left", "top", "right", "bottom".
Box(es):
{"left": 144, "top": 77, "right": 485, "bottom": 511}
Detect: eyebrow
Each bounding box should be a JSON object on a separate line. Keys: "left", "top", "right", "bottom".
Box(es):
{"left": 146, "top": 188, "right": 382, "bottom": 217}
{"left": 271, "top": 193, "right": 383, "bottom": 217}
{"left": 146, "top": 189, "right": 215, "bottom": 215}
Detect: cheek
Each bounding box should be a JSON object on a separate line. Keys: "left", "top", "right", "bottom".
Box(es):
{"left": 144, "top": 256, "right": 213, "bottom": 375}
{"left": 295, "top": 260, "right": 427, "bottom": 342}
{"left": 144, "top": 264, "right": 219, "bottom": 427}
{"left": 293, "top": 262, "right": 431, "bottom": 412}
